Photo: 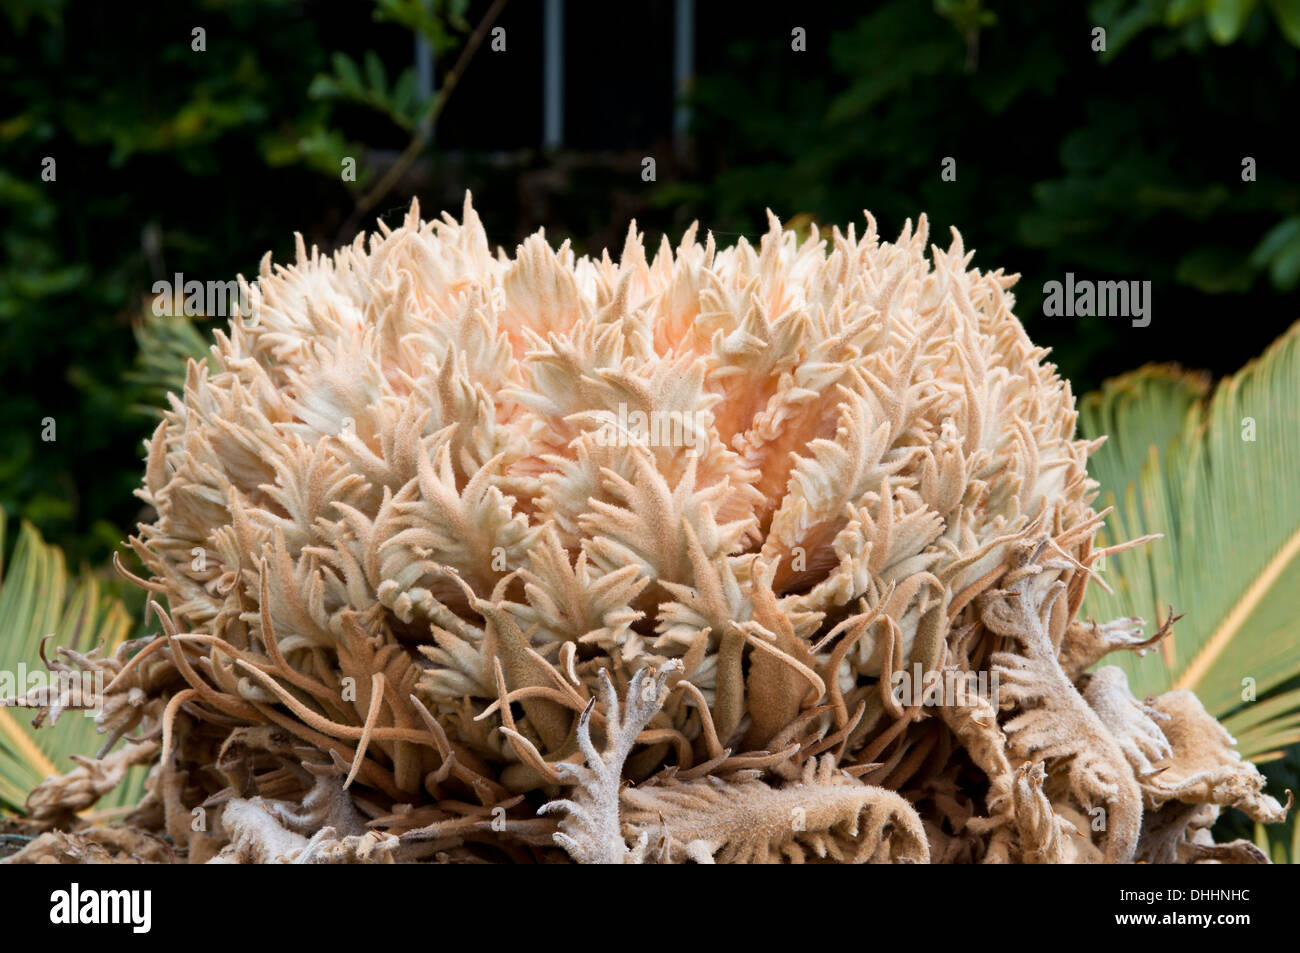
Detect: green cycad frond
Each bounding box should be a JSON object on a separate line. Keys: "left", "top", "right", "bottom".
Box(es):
{"left": 126, "top": 308, "right": 212, "bottom": 416}
{"left": 1080, "top": 321, "right": 1300, "bottom": 764}
{"left": 1257, "top": 811, "right": 1300, "bottom": 864}
{"left": 0, "top": 513, "right": 144, "bottom": 814}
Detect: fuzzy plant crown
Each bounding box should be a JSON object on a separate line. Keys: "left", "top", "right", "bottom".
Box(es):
{"left": 9, "top": 194, "right": 1286, "bottom": 864}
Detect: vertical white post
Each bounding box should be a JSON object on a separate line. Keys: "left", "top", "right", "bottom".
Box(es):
{"left": 543, "top": 0, "right": 565, "bottom": 149}
{"left": 673, "top": 0, "right": 694, "bottom": 157}
{"left": 415, "top": 3, "right": 435, "bottom": 140}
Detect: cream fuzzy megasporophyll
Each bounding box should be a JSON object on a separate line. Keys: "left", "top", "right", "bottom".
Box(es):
{"left": 24, "top": 195, "right": 1282, "bottom": 865}
{"left": 147, "top": 197, "right": 1093, "bottom": 676}
{"left": 143, "top": 196, "right": 1091, "bottom": 746}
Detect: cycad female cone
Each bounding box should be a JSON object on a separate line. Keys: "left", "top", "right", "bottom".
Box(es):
{"left": 13, "top": 195, "right": 1284, "bottom": 864}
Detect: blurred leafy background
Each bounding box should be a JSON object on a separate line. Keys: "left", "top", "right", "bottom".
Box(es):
{"left": 1, "top": 0, "right": 1297, "bottom": 855}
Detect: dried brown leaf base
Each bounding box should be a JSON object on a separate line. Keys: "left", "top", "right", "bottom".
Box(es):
{"left": 4, "top": 547, "right": 1286, "bottom": 864}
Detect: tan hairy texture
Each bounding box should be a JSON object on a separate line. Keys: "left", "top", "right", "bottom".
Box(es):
{"left": 1082, "top": 666, "right": 1172, "bottom": 778}
{"left": 1141, "top": 690, "right": 1289, "bottom": 822}
{"left": 980, "top": 543, "right": 1144, "bottom": 863}
{"left": 5, "top": 196, "right": 1287, "bottom": 863}
{"left": 537, "top": 662, "right": 682, "bottom": 864}
{"left": 1010, "top": 761, "right": 1070, "bottom": 864}
{"left": 619, "top": 756, "right": 931, "bottom": 864}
